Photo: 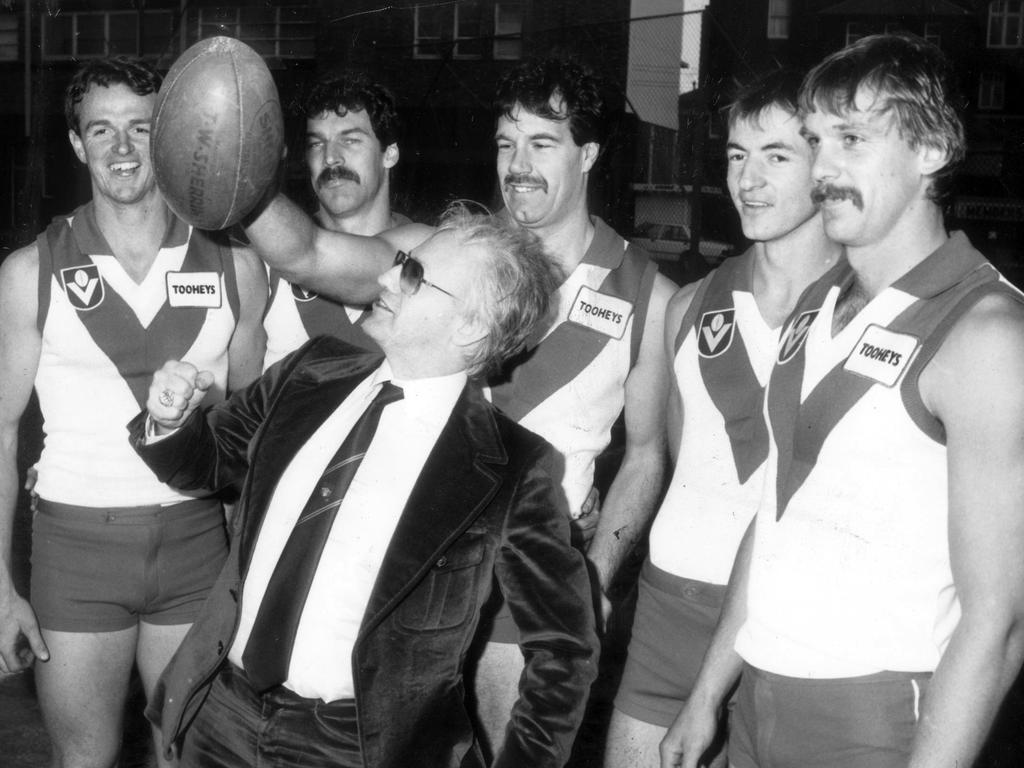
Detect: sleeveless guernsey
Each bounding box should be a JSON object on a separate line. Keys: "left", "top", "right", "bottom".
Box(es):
{"left": 737, "top": 232, "right": 1021, "bottom": 677}
{"left": 649, "top": 249, "right": 779, "bottom": 584}
{"left": 33, "top": 204, "right": 240, "bottom": 507}
{"left": 487, "top": 217, "right": 659, "bottom": 517}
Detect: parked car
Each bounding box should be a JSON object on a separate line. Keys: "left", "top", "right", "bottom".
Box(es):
{"left": 630, "top": 221, "right": 735, "bottom": 267}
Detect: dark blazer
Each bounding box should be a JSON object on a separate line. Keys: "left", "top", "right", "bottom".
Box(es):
{"left": 129, "top": 336, "right": 599, "bottom": 768}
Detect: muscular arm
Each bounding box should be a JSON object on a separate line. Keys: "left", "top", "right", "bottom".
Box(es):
{"left": 908, "top": 293, "right": 1024, "bottom": 768}
{"left": 0, "top": 246, "right": 48, "bottom": 671}
{"left": 243, "top": 193, "right": 432, "bottom": 305}
{"left": 660, "top": 518, "right": 754, "bottom": 768}
{"left": 225, "top": 246, "right": 268, "bottom": 391}
{"left": 587, "top": 273, "right": 676, "bottom": 601}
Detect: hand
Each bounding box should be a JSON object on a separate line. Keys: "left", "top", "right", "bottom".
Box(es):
{"left": 147, "top": 361, "right": 215, "bottom": 433}
{"left": 660, "top": 697, "right": 720, "bottom": 768}
{"left": 0, "top": 587, "right": 48, "bottom": 673}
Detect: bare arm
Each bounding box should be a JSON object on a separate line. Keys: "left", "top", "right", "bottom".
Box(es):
{"left": 225, "top": 246, "right": 268, "bottom": 391}
{"left": 243, "top": 193, "right": 432, "bottom": 305}
{"left": 0, "top": 245, "right": 48, "bottom": 671}
{"left": 587, "top": 273, "right": 676, "bottom": 608}
{"left": 660, "top": 518, "right": 754, "bottom": 768}
{"left": 907, "top": 293, "right": 1024, "bottom": 768}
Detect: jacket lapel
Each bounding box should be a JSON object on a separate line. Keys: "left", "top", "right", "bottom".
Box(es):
{"left": 239, "top": 354, "right": 383, "bottom": 568}
{"left": 357, "top": 384, "right": 506, "bottom": 639}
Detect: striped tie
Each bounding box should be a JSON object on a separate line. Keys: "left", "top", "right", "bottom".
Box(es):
{"left": 242, "top": 381, "right": 404, "bottom": 692}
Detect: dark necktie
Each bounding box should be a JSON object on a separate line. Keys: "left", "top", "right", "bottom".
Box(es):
{"left": 242, "top": 380, "right": 404, "bottom": 692}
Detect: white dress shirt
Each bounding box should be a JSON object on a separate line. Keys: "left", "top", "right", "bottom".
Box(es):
{"left": 227, "top": 361, "right": 467, "bottom": 701}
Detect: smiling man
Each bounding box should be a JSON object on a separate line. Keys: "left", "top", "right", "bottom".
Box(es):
{"left": 604, "top": 69, "right": 840, "bottom": 768}
{"left": 660, "top": 34, "right": 1024, "bottom": 768}
{"left": 132, "top": 207, "right": 598, "bottom": 768}
{"left": 263, "top": 71, "right": 407, "bottom": 368}
{"left": 0, "top": 56, "right": 266, "bottom": 768}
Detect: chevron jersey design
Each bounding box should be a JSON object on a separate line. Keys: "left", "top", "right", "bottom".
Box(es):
{"left": 33, "top": 203, "right": 240, "bottom": 507}
{"left": 737, "top": 232, "right": 1023, "bottom": 677}
{"left": 486, "top": 217, "right": 659, "bottom": 517}
{"left": 649, "top": 249, "right": 780, "bottom": 584}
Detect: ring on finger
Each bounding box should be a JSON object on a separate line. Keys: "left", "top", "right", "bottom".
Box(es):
{"left": 158, "top": 389, "right": 175, "bottom": 408}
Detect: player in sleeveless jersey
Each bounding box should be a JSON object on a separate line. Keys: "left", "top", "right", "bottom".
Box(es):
{"left": 602, "top": 70, "right": 839, "bottom": 768}
{"left": 0, "top": 58, "right": 266, "bottom": 768}
{"left": 263, "top": 71, "right": 410, "bottom": 368}
{"left": 661, "top": 34, "right": 1024, "bottom": 768}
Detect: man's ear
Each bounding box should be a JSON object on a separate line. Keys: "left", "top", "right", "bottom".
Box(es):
{"left": 581, "top": 141, "right": 600, "bottom": 173}
{"left": 454, "top": 312, "right": 488, "bottom": 355}
{"left": 383, "top": 143, "right": 399, "bottom": 169}
{"left": 918, "top": 142, "right": 949, "bottom": 178}
{"left": 69, "top": 129, "right": 87, "bottom": 164}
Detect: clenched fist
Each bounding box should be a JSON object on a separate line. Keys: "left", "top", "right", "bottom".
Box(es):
{"left": 147, "top": 360, "right": 215, "bottom": 434}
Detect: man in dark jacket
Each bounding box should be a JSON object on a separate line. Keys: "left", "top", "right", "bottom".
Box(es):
{"left": 130, "top": 206, "right": 599, "bottom": 768}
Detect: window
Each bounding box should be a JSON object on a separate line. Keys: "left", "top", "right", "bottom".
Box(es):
{"left": 414, "top": 4, "right": 445, "bottom": 59}
{"left": 494, "top": 3, "right": 523, "bottom": 60}
{"left": 196, "top": 6, "right": 315, "bottom": 58}
{"left": 767, "top": 0, "right": 790, "bottom": 39}
{"left": 884, "top": 22, "right": 903, "bottom": 34}
{"left": 846, "top": 22, "right": 870, "bottom": 45}
{"left": 924, "top": 22, "right": 941, "bottom": 46}
{"left": 43, "top": 10, "right": 174, "bottom": 60}
{"left": 0, "top": 13, "right": 18, "bottom": 61}
{"left": 979, "top": 72, "right": 1006, "bottom": 109}
{"left": 413, "top": 2, "right": 521, "bottom": 60}
{"left": 988, "top": 1, "right": 1024, "bottom": 47}
{"left": 453, "top": 1, "right": 484, "bottom": 58}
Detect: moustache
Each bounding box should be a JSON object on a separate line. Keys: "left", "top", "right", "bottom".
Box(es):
{"left": 317, "top": 165, "right": 361, "bottom": 187}
{"left": 503, "top": 173, "right": 547, "bottom": 192}
{"left": 811, "top": 184, "right": 863, "bottom": 211}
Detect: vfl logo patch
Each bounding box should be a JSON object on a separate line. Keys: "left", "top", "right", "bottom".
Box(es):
{"left": 291, "top": 284, "right": 318, "bottom": 302}
{"left": 844, "top": 324, "right": 919, "bottom": 387}
{"left": 697, "top": 309, "right": 735, "bottom": 358}
{"left": 567, "top": 285, "right": 633, "bottom": 340}
{"left": 166, "top": 272, "right": 222, "bottom": 309}
{"left": 777, "top": 310, "right": 819, "bottom": 364}
{"left": 60, "top": 264, "right": 104, "bottom": 311}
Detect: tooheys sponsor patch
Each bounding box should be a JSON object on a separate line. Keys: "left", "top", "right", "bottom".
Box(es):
{"left": 60, "top": 264, "right": 104, "bottom": 310}
{"left": 844, "top": 324, "right": 919, "bottom": 387}
{"left": 567, "top": 285, "right": 633, "bottom": 339}
{"left": 697, "top": 309, "right": 735, "bottom": 358}
{"left": 166, "top": 271, "right": 223, "bottom": 308}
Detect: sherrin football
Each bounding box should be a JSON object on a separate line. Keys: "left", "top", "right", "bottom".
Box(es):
{"left": 152, "top": 36, "right": 283, "bottom": 230}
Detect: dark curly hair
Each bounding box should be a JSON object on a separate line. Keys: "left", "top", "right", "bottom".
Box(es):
{"left": 65, "top": 56, "right": 162, "bottom": 135}
{"left": 297, "top": 70, "right": 400, "bottom": 148}
{"left": 494, "top": 57, "right": 606, "bottom": 147}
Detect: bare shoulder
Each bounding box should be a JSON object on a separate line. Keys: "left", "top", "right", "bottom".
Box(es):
{"left": 380, "top": 222, "right": 435, "bottom": 253}
{"left": 0, "top": 242, "right": 40, "bottom": 304}
{"left": 230, "top": 244, "right": 269, "bottom": 286}
{"left": 650, "top": 271, "right": 677, "bottom": 312}
{"left": 923, "top": 289, "right": 1024, "bottom": 419}
{"left": 664, "top": 277, "right": 704, "bottom": 331}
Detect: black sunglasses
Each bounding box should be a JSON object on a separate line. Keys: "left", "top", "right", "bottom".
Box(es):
{"left": 393, "top": 250, "right": 459, "bottom": 300}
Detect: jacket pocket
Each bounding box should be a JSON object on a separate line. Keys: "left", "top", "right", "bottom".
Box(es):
{"left": 396, "top": 533, "right": 487, "bottom": 633}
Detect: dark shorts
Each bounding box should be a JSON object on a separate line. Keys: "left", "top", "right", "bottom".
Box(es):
{"left": 31, "top": 497, "right": 227, "bottom": 632}
{"left": 730, "top": 664, "right": 931, "bottom": 768}
{"left": 613, "top": 559, "right": 726, "bottom": 726}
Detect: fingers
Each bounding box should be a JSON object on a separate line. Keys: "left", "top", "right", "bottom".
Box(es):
{"left": 147, "top": 361, "right": 215, "bottom": 429}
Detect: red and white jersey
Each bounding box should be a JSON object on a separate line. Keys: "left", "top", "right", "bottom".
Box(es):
{"left": 33, "top": 204, "right": 239, "bottom": 507}
{"left": 737, "top": 233, "right": 1020, "bottom": 677}
{"left": 650, "top": 250, "right": 778, "bottom": 584}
